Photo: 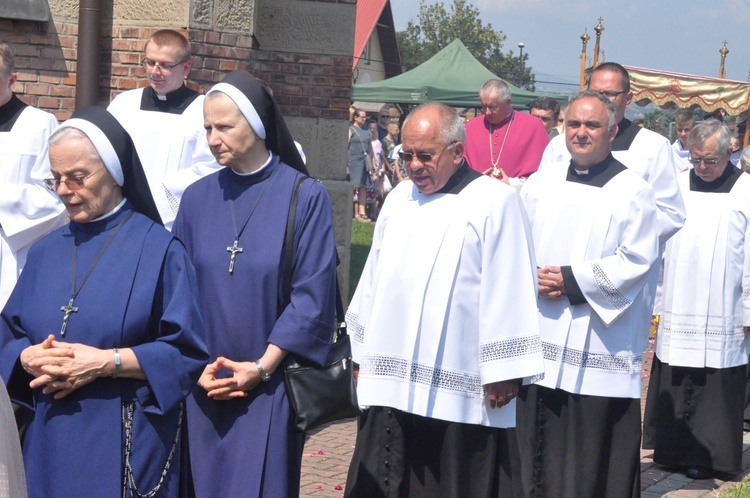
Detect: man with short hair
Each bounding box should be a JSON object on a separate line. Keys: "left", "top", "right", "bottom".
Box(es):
{"left": 518, "top": 91, "right": 661, "bottom": 497}
{"left": 529, "top": 96, "right": 561, "bottom": 139}
{"left": 464, "top": 79, "right": 549, "bottom": 189}
{"left": 0, "top": 42, "right": 65, "bottom": 309}
{"left": 541, "top": 63, "right": 684, "bottom": 251}
{"left": 345, "top": 102, "right": 544, "bottom": 497}
{"left": 376, "top": 106, "right": 391, "bottom": 141}
{"left": 643, "top": 119, "right": 750, "bottom": 480}
{"left": 107, "top": 29, "right": 220, "bottom": 229}
{"left": 672, "top": 109, "right": 695, "bottom": 172}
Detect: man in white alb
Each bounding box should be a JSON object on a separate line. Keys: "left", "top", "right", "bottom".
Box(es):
{"left": 107, "top": 29, "right": 220, "bottom": 229}
{"left": 518, "top": 90, "right": 660, "bottom": 498}
{"left": 643, "top": 119, "right": 750, "bottom": 480}
{"left": 540, "top": 62, "right": 684, "bottom": 251}
{"left": 345, "top": 102, "right": 544, "bottom": 497}
{"left": 0, "top": 42, "right": 65, "bottom": 310}
{"left": 671, "top": 109, "right": 695, "bottom": 173}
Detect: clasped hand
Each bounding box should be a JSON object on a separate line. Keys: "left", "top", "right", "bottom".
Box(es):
{"left": 20, "top": 334, "right": 109, "bottom": 399}
{"left": 198, "top": 357, "right": 262, "bottom": 401}
{"left": 538, "top": 266, "right": 565, "bottom": 299}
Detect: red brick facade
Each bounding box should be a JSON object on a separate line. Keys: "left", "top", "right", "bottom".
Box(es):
{"left": 1, "top": 14, "right": 352, "bottom": 123}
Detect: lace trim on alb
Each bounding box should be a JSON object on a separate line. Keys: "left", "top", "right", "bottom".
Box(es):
{"left": 361, "top": 354, "right": 484, "bottom": 398}
{"left": 592, "top": 263, "right": 631, "bottom": 311}
{"left": 479, "top": 335, "right": 543, "bottom": 363}
{"left": 543, "top": 342, "right": 642, "bottom": 374}
{"left": 164, "top": 185, "right": 179, "bottom": 217}
{"left": 345, "top": 310, "right": 365, "bottom": 344}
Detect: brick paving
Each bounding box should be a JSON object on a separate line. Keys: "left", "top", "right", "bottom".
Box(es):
{"left": 301, "top": 330, "right": 750, "bottom": 497}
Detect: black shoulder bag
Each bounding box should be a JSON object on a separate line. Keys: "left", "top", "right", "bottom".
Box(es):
{"left": 281, "top": 176, "right": 361, "bottom": 432}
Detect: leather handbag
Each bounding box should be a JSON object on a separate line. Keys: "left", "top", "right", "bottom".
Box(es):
{"left": 281, "top": 177, "right": 361, "bottom": 432}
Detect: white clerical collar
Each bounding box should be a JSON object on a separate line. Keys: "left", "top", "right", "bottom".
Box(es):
{"left": 232, "top": 151, "right": 274, "bottom": 176}
{"left": 91, "top": 197, "right": 127, "bottom": 222}
{"left": 572, "top": 167, "right": 590, "bottom": 175}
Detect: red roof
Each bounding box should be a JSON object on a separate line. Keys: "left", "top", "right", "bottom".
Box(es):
{"left": 353, "top": 0, "right": 388, "bottom": 69}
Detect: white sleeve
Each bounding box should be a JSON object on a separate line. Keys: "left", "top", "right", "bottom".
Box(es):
{"left": 571, "top": 185, "right": 659, "bottom": 326}
{"left": 0, "top": 111, "right": 65, "bottom": 252}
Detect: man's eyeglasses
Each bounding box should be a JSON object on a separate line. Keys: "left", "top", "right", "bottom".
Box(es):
{"left": 599, "top": 90, "right": 627, "bottom": 100}
{"left": 398, "top": 142, "right": 457, "bottom": 163}
{"left": 44, "top": 167, "right": 105, "bottom": 192}
{"left": 142, "top": 58, "right": 187, "bottom": 72}
{"left": 688, "top": 155, "right": 721, "bottom": 167}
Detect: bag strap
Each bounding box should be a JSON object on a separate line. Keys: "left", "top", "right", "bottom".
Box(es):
{"left": 350, "top": 125, "right": 369, "bottom": 156}
{"left": 282, "top": 176, "right": 346, "bottom": 336}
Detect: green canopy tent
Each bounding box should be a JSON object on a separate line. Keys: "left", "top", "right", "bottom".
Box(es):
{"left": 352, "top": 39, "right": 566, "bottom": 110}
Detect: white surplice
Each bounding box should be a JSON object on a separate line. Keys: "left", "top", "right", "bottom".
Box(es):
{"left": 0, "top": 105, "right": 65, "bottom": 309}
{"left": 107, "top": 88, "right": 221, "bottom": 229}
{"left": 347, "top": 175, "right": 544, "bottom": 428}
{"left": 671, "top": 139, "right": 692, "bottom": 173}
{"left": 520, "top": 162, "right": 660, "bottom": 398}
{"left": 656, "top": 171, "right": 750, "bottom": 369}
{"left": 540, "top": 127, "right": 684, "bottom": 248}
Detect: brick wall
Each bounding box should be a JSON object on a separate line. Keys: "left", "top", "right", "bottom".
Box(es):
{"left": 1, "top": 18, "right": 77, "bottom": 120}
{"left": 1, "top": 17, "right": 351, "bottom": 123}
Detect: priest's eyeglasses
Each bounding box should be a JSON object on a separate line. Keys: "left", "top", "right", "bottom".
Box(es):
{"left": 688, "top": 155, "right": 721, "bottom": 167}
{"left": 142, "top": 58, "right": 187, "bottom": 72}
{"left": 398, "top": 142, "right": 457, "bottom": 163}
{"left": 599, "top": 90, "right": 627, "bottom": 100}
{"left": 44, "top": 167, "right": 106, "bottom": 192}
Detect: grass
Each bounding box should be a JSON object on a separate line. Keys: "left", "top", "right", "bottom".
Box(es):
{"left": 348, "top": 221, "right": 375, "bottom": 300}
{"left": 720, "top": 475, "right": 750, "bottom": 498}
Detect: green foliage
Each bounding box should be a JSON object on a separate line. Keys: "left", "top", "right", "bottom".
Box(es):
{"left": 349, "top": 221, "right": 375, "bottom": 300}
{"left": 719, "top": 473, "right": 750, "bottom": 497}
{"left": 396, "top": 0, "right": 536, "bottom": 91}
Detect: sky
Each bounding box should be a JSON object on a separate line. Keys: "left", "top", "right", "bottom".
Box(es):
{"left": 389, "top": 0, "right": 750, "bottom": 87}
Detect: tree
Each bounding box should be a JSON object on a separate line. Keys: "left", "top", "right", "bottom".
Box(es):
{"left": 396, "top": 0, "right": 536, "bottom": 91}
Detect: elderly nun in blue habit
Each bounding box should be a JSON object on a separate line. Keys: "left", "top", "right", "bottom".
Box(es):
{"left": 0, "top": 105, "right": 208, "bottom": 498}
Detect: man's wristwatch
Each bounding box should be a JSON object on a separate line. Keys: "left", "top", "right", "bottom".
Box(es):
{"left": 255, "top": 360, "right": 271, "bottom": 382}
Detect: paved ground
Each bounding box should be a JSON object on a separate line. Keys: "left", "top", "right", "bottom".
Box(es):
{"left": 300, "top": 329, "right": 750, "bottom": 497}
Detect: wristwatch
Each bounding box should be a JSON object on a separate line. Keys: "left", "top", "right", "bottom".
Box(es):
{"left": 255, "top": 360, "right": 271, "bottom": 382}
{"left": 113, "top": 348, "right": 122, "bottom": 378}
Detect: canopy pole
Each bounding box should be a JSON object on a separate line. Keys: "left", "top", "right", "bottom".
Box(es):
{"left": 592, "top": 18, "right": 604, "bottom": 67}
{"left": 743, "top": 109, "right": 750, "bottom": 149}
{"left": 580, "top": 30, "right": 590, "bottom": 89}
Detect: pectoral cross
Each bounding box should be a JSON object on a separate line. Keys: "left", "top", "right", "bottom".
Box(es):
{"left": 60, "top": 298, "right": 78, "bottom": 337}
{"left": 227, "top": 240, "right": 244, "bottom": 274}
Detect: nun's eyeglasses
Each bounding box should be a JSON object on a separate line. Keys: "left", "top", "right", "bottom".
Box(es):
{"left": 44, "top": 167, "right": 105, "bottom": 192}
{"left": 142, "top": 58, "right": 187, "bottom": 72}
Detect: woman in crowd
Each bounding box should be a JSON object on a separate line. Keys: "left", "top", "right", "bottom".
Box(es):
{"left": 0, "top": 106, "right": 207, "bottom": 497}
{"left": 347, "top": 107, "right": 372, "bottom": 222}
{"left": 174, "top": 70, "right": 337, "bottom": 497}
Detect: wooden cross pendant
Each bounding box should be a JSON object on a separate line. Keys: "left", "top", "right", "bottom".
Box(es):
{"left": 60, "top": 297, "right": 79, "bottom": 337}
{"left": 227, "top": 239, "right": 244, "bottom": 274}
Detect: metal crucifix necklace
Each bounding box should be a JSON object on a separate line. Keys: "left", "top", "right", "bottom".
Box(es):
{"left": 227, "top": 169, "right": 274, "bottom": 274}
{"left": 60, "top": 211, "right": 134, "bottom": 337}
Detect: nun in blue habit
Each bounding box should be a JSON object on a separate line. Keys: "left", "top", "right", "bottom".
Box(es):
{"left": 174, "top": 71, "right": 337, "bottom": 497}
{"left": 0, "top": 106, "right": 208, "bottom": 498}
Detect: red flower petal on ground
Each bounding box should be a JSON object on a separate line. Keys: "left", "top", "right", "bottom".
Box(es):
{"left": 316, "top": 484, "right": 323, "bottom": 489}
{"left": 334, "top": 484, "right": 344, "bottom": 490}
